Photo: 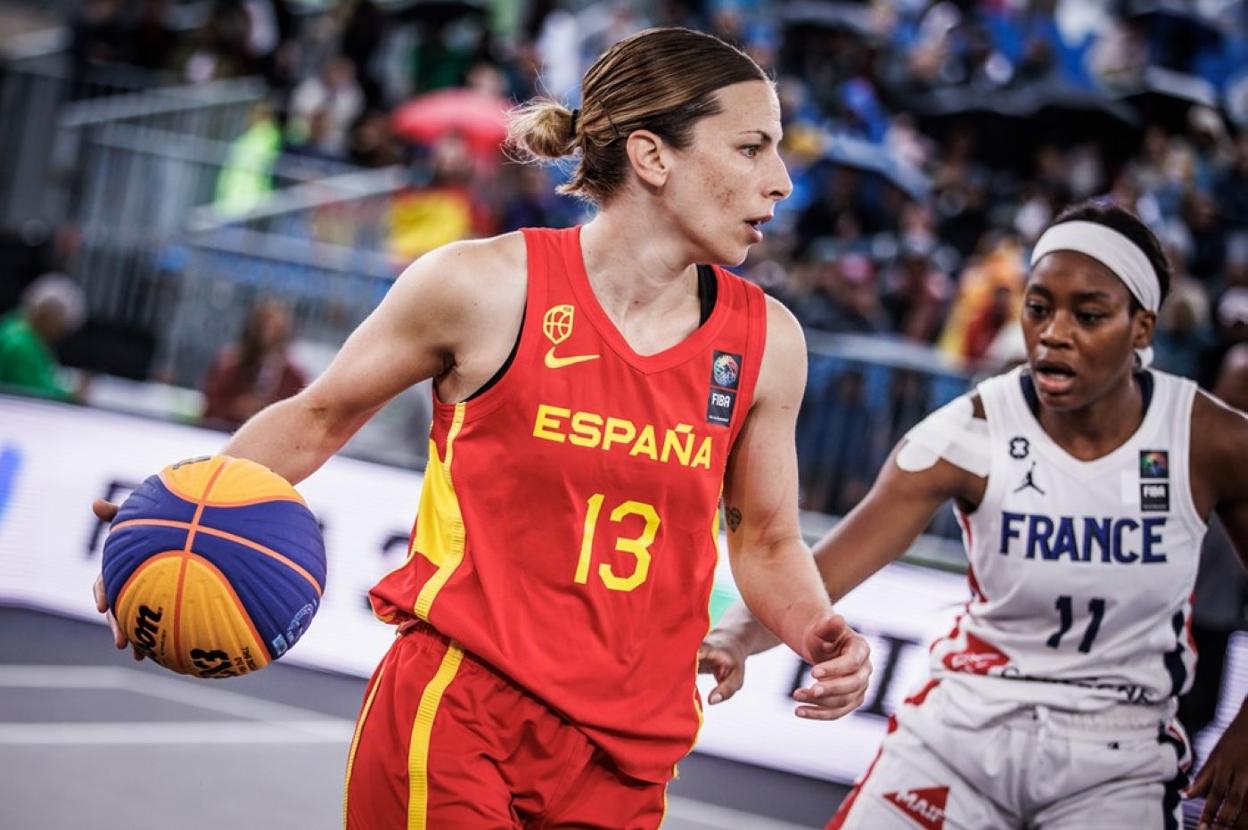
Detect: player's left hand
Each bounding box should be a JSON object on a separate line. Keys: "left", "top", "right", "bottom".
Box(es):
{"left": 91, "top": 498, "right": 144, "bottom": 662}
{"left": 792, "top": 614, "right": 872, "bottom": 720}
{"left": 1188, "top": 704, "right": 1248, "bottom": 829}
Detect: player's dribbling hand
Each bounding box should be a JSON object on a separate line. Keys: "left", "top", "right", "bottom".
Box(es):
{"left": 793, "top": 614, "right": 872, "bottom": 721}
{"left": 697, "top": 632, "right": 748, "bottom": 705}
{"left": 90, "top": 499, "right": 144, "bottom": 661}
{"left": 1188, "top": 705, "right": 1248, "bottom": 829}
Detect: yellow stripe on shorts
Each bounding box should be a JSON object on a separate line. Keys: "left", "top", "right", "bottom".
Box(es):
{"left": 407, "top": 643, "right": 464, "bottom": 830}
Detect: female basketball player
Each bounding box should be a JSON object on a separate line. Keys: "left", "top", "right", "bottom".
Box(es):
{"left": 93, "top": 27, "right": 871, "bottom": 829}
{"left": 700, "top": 201, "right": 1248, "bottom": 828}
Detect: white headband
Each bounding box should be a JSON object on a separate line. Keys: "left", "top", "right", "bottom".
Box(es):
{"left": 1029, "top": 220, "right": 1160, "bottom": 366}
{"left": 1030, "top": 221, "right": 1160, "bottom": 312}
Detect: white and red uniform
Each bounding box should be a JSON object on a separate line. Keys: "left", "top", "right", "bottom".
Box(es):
{"left": 831, "top": 366, "right": 1204, "bottom": 830}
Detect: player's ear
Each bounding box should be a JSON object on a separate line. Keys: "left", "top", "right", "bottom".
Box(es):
{"left": 1132, "top": 309, "right": 1156, "bottom": 351}
{"left": 625, "top": 130, "right": 670, "bottom": 189}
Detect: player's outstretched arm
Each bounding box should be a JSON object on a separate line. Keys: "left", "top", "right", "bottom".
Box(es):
{"left": 702, "top": 389, "right": 985, "bottom": 708}
{"left": 718, "top": 298, "right": 871, "bottom": 718}
{"left": 225, "top": 238, "right": 518, "bottom": 484}
{"left": 91, "top": 235, "right": 525, "bottom": 651}
{"left": 1187, "top": 392, "right": 1248, "bottom": 829}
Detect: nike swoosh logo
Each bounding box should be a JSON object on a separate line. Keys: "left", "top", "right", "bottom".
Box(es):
{"left": 544, "top": 347, "right": 600, "bottom": 369}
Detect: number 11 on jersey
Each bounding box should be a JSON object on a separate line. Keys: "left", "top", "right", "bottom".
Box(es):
{"left": 574, "top": 494, "right": 661, "bottom": 592}
{"left": 1046, "top": 595, "right": 1107, "bottom": 653}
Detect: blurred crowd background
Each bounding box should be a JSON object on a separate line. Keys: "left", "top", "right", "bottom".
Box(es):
{"left": 0, "top": 0, "right": 1246, "bottom": 515}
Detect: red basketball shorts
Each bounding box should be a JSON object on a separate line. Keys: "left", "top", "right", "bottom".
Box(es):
{"left": 342, "top": 621, "right": 669, "bottom": 829}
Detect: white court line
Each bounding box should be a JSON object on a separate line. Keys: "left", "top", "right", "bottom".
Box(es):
{"left": 0, "top": 720, "right": 354, "bottom": 744}
{"left": 665, "top": 796, "right": 818, "bottom": 830}
{"left": 0, "top": 665, "right": 355, "bottom": 733}
{"left": 1, "top": 667, "right": 818, "bottom": 828}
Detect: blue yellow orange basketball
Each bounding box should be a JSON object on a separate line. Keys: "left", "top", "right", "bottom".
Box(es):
{"left": 101, "top": 455, "right": 326, "bottom": 678}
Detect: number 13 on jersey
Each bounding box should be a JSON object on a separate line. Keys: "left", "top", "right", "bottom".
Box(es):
{"left": 574, "top": 494, "right": 660, "bottom": 592}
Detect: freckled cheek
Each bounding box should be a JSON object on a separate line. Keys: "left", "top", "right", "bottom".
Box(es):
{"left": 703, "top": 179, "right": 738, "bottom": 211}
{"left": 695, "top": 164, "right": 744, "bottom": 209}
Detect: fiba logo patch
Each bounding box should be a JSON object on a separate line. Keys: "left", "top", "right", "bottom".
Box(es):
{"left": 1139, "top": 450, "right": 1169, "bottom": 510}
{"left": 707, "top": 351, "right": 743, "bottom": 426}
{"left": 1139, "top": 450, "right": 1169, "bottom": 479}
{"left": 712, "top": 353, "right": 740, "bottom": 389}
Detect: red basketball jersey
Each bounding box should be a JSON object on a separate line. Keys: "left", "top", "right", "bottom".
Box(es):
{"left": 369, "top": 226, "right": 768, "bottom": 782}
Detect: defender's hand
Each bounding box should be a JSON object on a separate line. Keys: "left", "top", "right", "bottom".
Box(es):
{"left": 1188, "top": 705, "right": 1248, "bottom": 829}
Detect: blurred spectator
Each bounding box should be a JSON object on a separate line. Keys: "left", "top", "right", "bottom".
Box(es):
{"left": 498, "top": 166, "right": 576, "bottom": 233}
{"left": 1215, "top": 286, "right": 1248, "bottom": 348}
{"left": 287, "top": 56, "right": 365, "bottom": 158}
{"left": 793, "top": 252, "right": 888, "bottom": 335}
{"left": 129, "top": 0, "right": 178, "bottom": 72}
{"left": 1182, "top": 190, "right": 1227, "bottom": 281}
{"left": 931, "top": 129, "right": 991, "bottom": 257}
{"left": 795, "top": 168, "right": 875, "bottom": 259}
{"left": 201, "top": 299, "right": 306, "bottom": 430}
{"left": 0, "top": 274, "right": 86, "bottom": 401}
{"left": 389, "top": 134, "right": 494, "bottom": 260}
{"left": 1153, "top": 274, "right": 1215, "bottom": 380}
{"left": 881, "top": 231, "right": 953, "bottom": 343}
{"left": 70, "top": 0, "right": 129, "bottom": 79}
{"left": 1215, "top": 133, "right": 1248, "bottom": 229}
{"left": 1088, "top": 15, "right": 1148, "bottom": 87}
{"left": 938, "top": 238, "right": 1025, "bottom": 362}
{"left": 178, "top": 0, "right": 256, "bottom": 83}
{"left": 348, "top": 110, "right": 406, "bottom": 168}
{"left": 341, "top": 0, "right": 389, "bottom": 109}
{"left": 214, "top": 100, "right": 283, "bottom": 217}
{"left": 828, "top": 253, "right": 889, "bottom": 334}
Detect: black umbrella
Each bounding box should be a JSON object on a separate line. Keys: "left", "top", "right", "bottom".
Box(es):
{"left": 1117, "top": 66, "right": 1221, "bottom": 132}
{"left": 393, "top": 0, "right": 488, "bottom": 25}
{"left": 1022, "top": 82, "right": 1142, "bottom": 157}
{"left": 912, "top": 86, "right": 1040, "bottom": 169}
{"left": 1123, "top": 0, "right": 1226, "bottom": 67}
{"left": 820, "top": 133, "right": 932, "bottom": 202}
{"left": 780, "top": 0, "right": 880, "bottom": 39}
{"left": 913, "top": 82, "right": 1142, "bottom": 168}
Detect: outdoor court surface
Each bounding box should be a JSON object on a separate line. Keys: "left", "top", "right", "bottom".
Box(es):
{"left": 0, "top": 606, "right": 848, "bottom": 830}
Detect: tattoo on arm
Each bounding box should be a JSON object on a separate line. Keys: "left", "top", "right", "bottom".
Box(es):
{"left": 725, "top": 506, "right": 742, "bottom": 533}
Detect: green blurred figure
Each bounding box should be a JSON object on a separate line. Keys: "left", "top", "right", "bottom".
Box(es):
{"left": 214, "top": 101, "right": 283, "bottom": 217}
{"left": 0, "top": 274, "right": 86, "bottom": 401}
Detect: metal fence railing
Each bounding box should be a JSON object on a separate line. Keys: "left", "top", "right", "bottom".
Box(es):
{"left": 798, "top": 331, "right": 974, "bottom": 539}
{"left": 170, "top": 170, "right": 404, "bottom": 390}
{"left": 68, "top": 121, "right": 363, "bottom": 334}
{"left": 0, "top": 46, "right": 382, "bottom": 382}
{"left": 170, "top": 167, "right": 428, "bottom": 468}
{"left": 0, "top": 49, "right": 183, "bottom": 231}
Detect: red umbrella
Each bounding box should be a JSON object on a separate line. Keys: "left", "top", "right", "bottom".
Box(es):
{"left": 392, "top": 88, "right": 511, "bottom": 158}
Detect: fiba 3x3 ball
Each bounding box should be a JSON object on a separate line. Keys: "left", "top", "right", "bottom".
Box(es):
{"left": 101, "top": 455, "right": 326, "bottom": 678}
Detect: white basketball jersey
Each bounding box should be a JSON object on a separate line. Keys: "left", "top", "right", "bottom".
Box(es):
{"left": 928, "top": 366, "right": 1206, "bottom": 715}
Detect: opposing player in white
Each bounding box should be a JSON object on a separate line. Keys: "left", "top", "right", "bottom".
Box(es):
{"left": 699, "top": 201, "right": 1248, "bottom": 829}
